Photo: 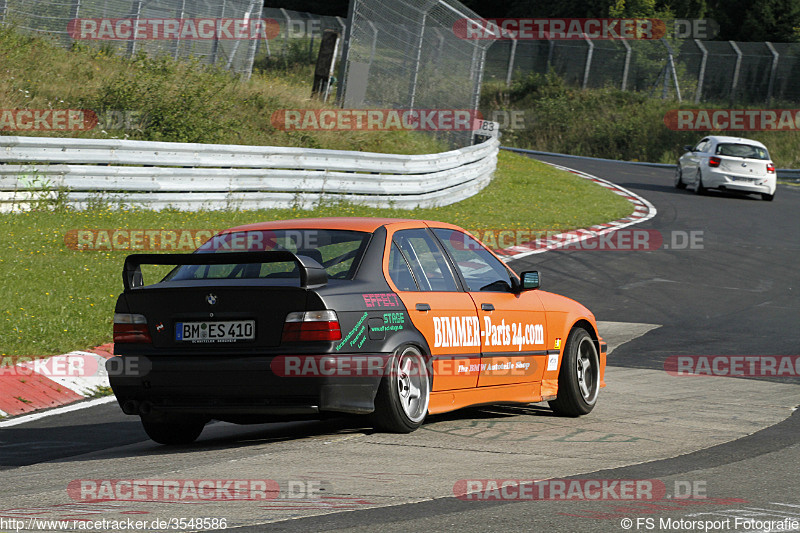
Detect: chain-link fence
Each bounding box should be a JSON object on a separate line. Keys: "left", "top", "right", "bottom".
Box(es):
{"left": 0, "top": 0, "right": 268, "bottom": 75}
{"left": 337, "top": 0, "right": 495, "bottom": 147}
{"left": 485, "top": 37, "right": 800, "bottom": 104}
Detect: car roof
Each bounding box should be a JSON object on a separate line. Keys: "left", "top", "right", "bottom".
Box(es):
{"left": 704, "top": 136, "right": 768, "bottom": 148}
{"left": 222, "top": 217, "right": 459, "bottom": 234}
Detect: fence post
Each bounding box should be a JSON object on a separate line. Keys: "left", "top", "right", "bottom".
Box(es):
{"left": 582, "top": 34, "right": 594, "bottom": 89}
{"left": 67, "top": 0, "right": 82, "bottom": 46}
{"left": 621, "top": 39, "right": 631, "bottom": 91}
{"left": 243, "top": 0, "right": 262, "bottom": 78}
{"left": 335, "top": 0, "right": 356, "bottom": 106}
{"left": 336, "top": 16, "right": 346, "bottom": 61}
{"left": 694, "top": 39, "right": 707, "bottom": 103}
{"left": 368, "top": 20, "right": 377, "bottom": 66}
{"left": 127, "top": 0, "right": 142, "bottom": 57}
{"left": 547, "top": 39, "right": 554, "bottom": 70}
{"left": 506, "top": 38, "right": 517, "bottom": 87}
{"left": 280, "top": 8, "right": 291, "bottom": 58}
{"left": 729, "top": 41, "right": 742, "bottom": 104}
{"left": 408, "top": 10, "right": 427, "bottom": 109}
{"left": 0, "top": 0, "right": 6, "bottom": 24}
{"left": 661, "top": 38, "right": 681, "bottom": 102}
{"left": 765, "top": 42, "right": 779, "bottom": 104}
{"left": 226, "top": 0, "right": 259, "bottom": 72}
{"left": 173, "top": 0, "right": 185, "bottom": 60}
{"left": 210, "top": 0, "right": 227, "bottom": 65}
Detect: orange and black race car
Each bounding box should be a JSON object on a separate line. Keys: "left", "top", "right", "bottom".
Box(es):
{"left": 108, "top": 218, "right": 607, "bottom": 444}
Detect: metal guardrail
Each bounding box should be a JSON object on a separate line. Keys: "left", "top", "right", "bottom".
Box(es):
{"left": 0, "top": 136, "right": 499, "bottom": 211}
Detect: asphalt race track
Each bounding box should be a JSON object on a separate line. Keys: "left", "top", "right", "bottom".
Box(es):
{"left": 1, "top": 157, "right": 798, "bottom": 533}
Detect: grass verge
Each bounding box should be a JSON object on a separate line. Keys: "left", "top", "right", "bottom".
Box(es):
{"left": 0, "top": 151, "right": 632, "bottom": 359}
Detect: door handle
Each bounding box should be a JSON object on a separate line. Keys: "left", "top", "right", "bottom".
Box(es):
{"left": 415, "top": 303, "right": 431, "bottom": 312}
{"left": 481, "top": 303, "right": 494, "bottom": 311}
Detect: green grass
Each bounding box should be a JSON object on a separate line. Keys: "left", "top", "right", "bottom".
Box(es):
{"left": 0, "top": 151, "right": 632, "bottom": 359}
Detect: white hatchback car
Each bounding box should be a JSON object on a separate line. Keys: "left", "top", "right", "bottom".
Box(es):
{"left": 675, "top": 136, "right": 776, "bottom": 201}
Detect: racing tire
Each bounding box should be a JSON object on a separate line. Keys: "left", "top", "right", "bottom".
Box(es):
{"left": 761, "top": 192, "right": 774, "bottom": 201}
{"left": 548, "top": 328, "right": 600, "bottom": 417}
{"left": 674, "top": 166, "right": 687, "bottom": 189}
{"left": 141, "top": 418, "right": 206, "bottom": 445}
{"left": 694, "top": 171, "right": 707, "bottom": 195}
{"left": 371, "top": 345, "right": 430, "bottom": 433}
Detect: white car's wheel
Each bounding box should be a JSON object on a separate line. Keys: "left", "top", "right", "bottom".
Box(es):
{"left": 695, "top": 170, "right": 707, "bottom": 195}
{"left": 674, "top": 166, "right": 687, "bottom": 189}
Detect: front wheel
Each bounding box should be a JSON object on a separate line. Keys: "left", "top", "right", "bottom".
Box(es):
{"left": 761, "top": 192, "right": 774, "bottom": 201}
{"left": 674, "top": 166, "right": 687, "bottom": 189}
{"left": 141, "top": 417, "right": 206, "bottom": 445}
{"left": 371, "top": 345, "right": 430, "bottom": 433}
{"left": 548, "top": 328, "right": 600, "bottom": 417}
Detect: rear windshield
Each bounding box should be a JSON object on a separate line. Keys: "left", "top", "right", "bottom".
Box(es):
{"left": 163, "top": 229, "right": 370, "bottom": 282}
{"left": 715, "top": 143, "right": 769, "bottom": 160}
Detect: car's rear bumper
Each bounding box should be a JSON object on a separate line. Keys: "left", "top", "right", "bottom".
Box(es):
{"left": 107, "top": 354, "right": 386, "bottom": 418}
{"left": 704, "top": 170, "right": 776, "bottom": 194}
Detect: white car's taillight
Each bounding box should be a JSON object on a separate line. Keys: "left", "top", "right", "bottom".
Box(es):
{"left": 281, "top": 310, "right": 342, "bottom": 342}
{"left": 767, "top": 163, "right": 775, "bottom": 173}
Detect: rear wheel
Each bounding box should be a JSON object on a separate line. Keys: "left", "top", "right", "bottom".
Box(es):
{"left": 548, "top": 328, "right": 600, "bottom": 417}
{"left": 372, "top": 345, "right": 430, "bottom": 433}
{"left": 761, "top": 192, "right": 774, "bottom": 201}
{"left": 141, "top": 417, "right": 206, "bottom": 445}
{"left": 674, "top": 166, "right": 687, "bottom": 189}
{"left": 695, "top": 170, "right": 706, "bottom": 195}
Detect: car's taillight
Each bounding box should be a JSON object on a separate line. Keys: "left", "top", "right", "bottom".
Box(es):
{"left": 113, "top": 313, "right": 152, "bottom": 343}
{"left": 282, "top": 310, "right": 342, "bottom": 342}
{"left": 709, "top": 156, "right": 721, "bottom": 167}
{"left": 767, "top": 163, "right": 775, "bottom": 173}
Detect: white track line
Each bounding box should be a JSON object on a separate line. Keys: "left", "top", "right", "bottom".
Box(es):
{"left": 0, "top": 396, "right": 117, "bottom": 427}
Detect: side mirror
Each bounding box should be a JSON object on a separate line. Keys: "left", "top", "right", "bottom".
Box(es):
{"left": 683, "top": 145, "right": 693, "bottom": 152}
{"left": 520, "top": 270, "right": 540, "bottom": 291}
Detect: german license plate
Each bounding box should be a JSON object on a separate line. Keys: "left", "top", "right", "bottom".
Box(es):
{"left": 176, "top": 320, "right": 255, "bottom": 343}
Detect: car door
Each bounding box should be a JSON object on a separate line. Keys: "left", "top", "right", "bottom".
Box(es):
{"left": 386, "top": 227, "right": 481, "bottom": 391}
{"left": 432, "top": 228, "right": 548, "bottom": 387}
{"left": 681, "top": 138, "right": 708, "bottom": 179}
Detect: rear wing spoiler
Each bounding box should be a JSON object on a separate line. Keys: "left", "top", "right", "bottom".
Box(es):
{"left": 122, "top": 251, "right": 328, "bottom": 291}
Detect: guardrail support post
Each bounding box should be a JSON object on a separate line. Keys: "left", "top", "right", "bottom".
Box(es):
{"left": 694, "top": 39, "right": 707, "bottom": 103}
{"left": 765, "top": 42, "right": 779, "bottom": 104}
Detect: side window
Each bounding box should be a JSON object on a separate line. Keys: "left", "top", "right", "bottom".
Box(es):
{"left": 433, "top": 228, "right": 516, "bottom": 292}
{"left": 694, "top": 140, "right": 708, "bottom": 152}
{"left": 393, "top": 229, "right": 459, "bottom": 292}
{"left": 388, "top": 242, "right": 418, "bottom": 291}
